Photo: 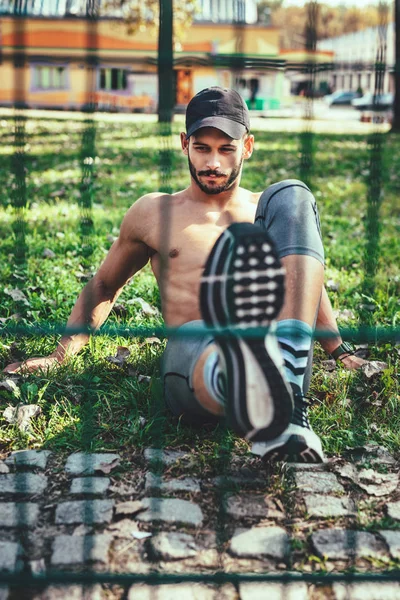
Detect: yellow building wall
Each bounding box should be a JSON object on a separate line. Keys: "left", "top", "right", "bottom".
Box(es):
{"left": 0, "top": 16, "right": 280, "bottom": 110}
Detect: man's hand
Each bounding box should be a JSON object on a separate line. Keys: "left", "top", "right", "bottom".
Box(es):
{"left": 338, "top": 353, "right": 368, "bottom": 371}
{"left": 3, "top": 356, "right": 60, "bottom": 374}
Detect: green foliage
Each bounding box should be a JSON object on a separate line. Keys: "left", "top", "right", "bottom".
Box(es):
{"left": 0, "top": 117, "right": 399, "bottom": 458}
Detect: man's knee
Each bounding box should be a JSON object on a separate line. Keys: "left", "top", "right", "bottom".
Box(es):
{"left": 256, "top": 179, "right": 316, "bottom": 222}
{"left": 255, "top": 179, "right": 324, "bottom": 264}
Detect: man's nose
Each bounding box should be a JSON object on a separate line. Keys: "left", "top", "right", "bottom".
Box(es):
{"left": 206, "top": 153, "right": 221, "bottom": 170}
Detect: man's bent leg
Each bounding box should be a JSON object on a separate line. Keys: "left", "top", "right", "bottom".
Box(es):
{"left": 252, "top": 179, "right": 325, "bottom": 462}
{"left": 162, "top": 321, "right": 222, "bottom": 424}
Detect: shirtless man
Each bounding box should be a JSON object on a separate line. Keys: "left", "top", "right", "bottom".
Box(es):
{"left": 4, "top": 87, "right": 363, "bottom": 463}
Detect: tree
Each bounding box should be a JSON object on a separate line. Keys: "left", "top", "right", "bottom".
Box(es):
{"left": 393, "top": 0, "right": 400, "bottom": 131}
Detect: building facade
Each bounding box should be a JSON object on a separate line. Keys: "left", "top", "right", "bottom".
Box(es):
{"left": 318, "top": 23, "right": 395, "bottom": 95}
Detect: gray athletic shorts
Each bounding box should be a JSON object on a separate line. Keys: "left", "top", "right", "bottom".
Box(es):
{"left": 161, "top": 179, "right": 324, "bottom": 424}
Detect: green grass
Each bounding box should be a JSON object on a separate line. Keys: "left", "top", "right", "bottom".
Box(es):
{"left": 0, "top": 116, "right": 399, "bottom": 457}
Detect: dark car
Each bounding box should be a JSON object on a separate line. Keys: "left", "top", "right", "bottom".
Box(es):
{"left": 324, "top": 90, "right": 360, "bottom": 106}
{"left": 351, "top": 92, "right": 393, "bottom": 111}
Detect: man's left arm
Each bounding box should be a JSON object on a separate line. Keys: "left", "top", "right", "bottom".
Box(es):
{"left": 317, "top": 286, "right": 366, "bottom": 370}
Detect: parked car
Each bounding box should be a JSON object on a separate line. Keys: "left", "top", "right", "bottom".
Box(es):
{"left": 351, "top": 92, "right": 393, "bottom": 111}
{"left": 324, "top": 90, "right": 360, "bottom": 106}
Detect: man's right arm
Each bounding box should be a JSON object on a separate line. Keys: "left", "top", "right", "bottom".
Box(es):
{"left": 4, "top": 199, "right": 153, "bottom": 373}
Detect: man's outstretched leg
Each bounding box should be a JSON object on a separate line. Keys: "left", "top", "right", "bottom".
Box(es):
{"left": 196, "top": 222, "right": 293, "bottom": 442}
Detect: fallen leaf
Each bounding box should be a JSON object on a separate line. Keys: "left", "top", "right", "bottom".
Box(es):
{"left": 127, "top": 297, "right": 159, "bottom": 316}
{"left": 42, "top": 248, "right": 56, "bottom": 259}
{"left": 362, "top": 360, "right": 388, "bottom": 378}
{"left": 138, "top": 375, "right": 151, "bottom": 384}
{"left": 106, "top": 346, "right": 131, "bottom": 367}
{"left": 139, "top": 337, "right": 162, "bottom": 347}
{"left": 0, "top": 313, "right": 22, "bottom": 324}
{"left": 73, "top": 524, "right": 93, "bottom": 536}
{"left": 326, "top": 279, "right": 339, "bottom": 292}
{"left": 3, "top": 404, "right": 41, "bottom": 432}
{"left": 132, "top": 531, "right": 152, "bottom": 540}
{"left": 4, "top": 288, "right": 29, "bottom": 304}
{"left": 111, "top": 303, "right": 127, "bottom": 317}
{"left": 115, "top": 501, "right": 145, "bottom": 516}
{"left": 334, "top": 461, "right": 398, "bottom": 496}
{"left": 0, "top": 461, "right": 10, "bottom": 473}
{"left": 29, "top": 558, "right": 46, "bottom": 575}
{"left": 95, "top": 456, "right": 120, "bottom": 474}
{"left": 0, "top": 379, "right": 20, "bottom": 395}
{"left": 321, "top": 359, "right": 336, "bottom": 372}
{"left": 50, "top": 188, "right": 65, "bottom": 198}
{"left": 108, "top": 518, "right": 139, "bottom": 538}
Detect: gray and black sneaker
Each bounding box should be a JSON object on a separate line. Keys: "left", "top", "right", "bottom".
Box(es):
{"left": 251, "top": 389, "right": 325, "bottom": 463}
{"left": 200, "top": 222, "right": 293, "bottom": 443}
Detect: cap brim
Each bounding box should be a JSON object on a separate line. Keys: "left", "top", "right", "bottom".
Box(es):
{"left": 186, "top": 116, "right": 247, "bottom": 139}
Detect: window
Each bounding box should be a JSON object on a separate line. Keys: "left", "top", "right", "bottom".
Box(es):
{"left": 99, "top": 68, "right": 128, "bottom": 91}
{"left": 34, "top": 66, "right": 67, "bottom": 90}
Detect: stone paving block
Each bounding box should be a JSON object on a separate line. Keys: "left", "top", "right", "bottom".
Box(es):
{"left": 149, "top": 532, "right": 199, "bottom": 560}
{"left": 51, "top": 534, "right": 112, "bottom": 565}
{"left": 0, "top": 502, "right": 39, "bottom": 527}
{"left": 230, "top": 527, "right": 289, "bottom": 560}
{"left": 304, "top": 494, "right": 356, "bottom": 518}
{"left": 239, "top": 582, "right": 308, "bottom": 600}
{"left": 32, "top": 586, "right": 103, "bottom": 600}
{"left": 0, "top": 541, "right": 23, "bottom": 573}
{"left": 379, "top": 530, "right": 400, "bottom": 559}
{"left": 55, "top": 500, "right": 114, "bottom": 525}
{"left": 65, "top": 453, "right": 120, "bottom": 476}
{"left": 295, "top": 471, "right": 344, "bottom": 494}
{"left": 136, "top": 498, "right": 203, "bottom": 527}
{"left": 333, "top": 583, "right": 400, "bottom": 600}
{"left": 224, "top": 494, "right": 284, "bottom": 520}
{"left": 143, "top": 448, "right": 190, "bottom": 465}
{"left": 0, "top": 473, "right": 48, "bottom": 495}
{"left": 5, "top": 450, "right": 51, "bottom": 470}
{"left": 128, "top": 583, "right": 236, "bottom": 600}
{"left": 70, "top": 477, "right": 110, "bottom": 495}
{"left": 312, "top": 529, "right": 387, "bottom": 560}
{"left": 144, "top": 473, "right": 200, "bottom": 493}
{"left": 386, "top": 501, "right": 400, "bottom": 521}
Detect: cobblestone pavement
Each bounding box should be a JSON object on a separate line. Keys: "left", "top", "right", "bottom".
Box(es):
{"left": 1, "top": 445, "right": 400, "bottom": 599}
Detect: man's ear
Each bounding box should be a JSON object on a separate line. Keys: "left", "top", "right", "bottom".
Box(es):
{"left": 243, "top": 134, "right": 254, "bottom": 160}
{"left": 180, "top": 132, "right": 189, "bottom": 155}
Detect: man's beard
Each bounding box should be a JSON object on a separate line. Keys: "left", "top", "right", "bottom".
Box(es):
{"left": 188, "top": 153, "right": 243, "bottom": 195}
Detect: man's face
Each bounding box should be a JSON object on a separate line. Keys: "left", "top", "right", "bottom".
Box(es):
{"left": 181, "top": 127, "right": 253, "bottom": 195}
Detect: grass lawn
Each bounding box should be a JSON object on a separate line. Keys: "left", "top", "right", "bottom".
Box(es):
{"left": 0, "top": 115, "right": 399, "bottom": 459}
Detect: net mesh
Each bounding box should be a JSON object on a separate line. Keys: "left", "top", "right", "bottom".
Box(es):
{"left": 0, "top": 0, "right": 399, "bottom": 594}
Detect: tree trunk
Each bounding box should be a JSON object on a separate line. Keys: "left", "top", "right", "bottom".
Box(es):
{"left": 158, "top": 0, "right": 174, "bottom": 123}
{"left": 392, "top": 0, "right": 400, "bottom": 131}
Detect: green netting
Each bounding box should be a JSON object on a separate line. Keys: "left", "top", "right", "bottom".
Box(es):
{"left": 0, "top": 0, "right": 399, "bottom": 592}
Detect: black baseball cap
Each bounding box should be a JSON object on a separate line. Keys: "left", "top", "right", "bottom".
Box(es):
{"left": 185, "top": 87, "right": 250, "bottom": 139}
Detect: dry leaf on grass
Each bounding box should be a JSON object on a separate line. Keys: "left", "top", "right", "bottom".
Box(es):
{"left": 95, "top": 456, "right": 121, "bottom": 474}
{"left": 115, "top": 501, "right": 145, "bottom": 517}
{"left": 4, "top": 288, "right": 29, "bottom": 304}
{"left": 127, "top": 297, "right": 159, "bottom": 316}
{"left": 0, "top": 379, "right": 19, "bottom": 394}
{"left": 334, "top": 461, "right": 398, "bottom": 496}
{"left": 138, "top": 375, "right": 151, "bottom": 384}
{"left": 106, "top": 346, "right": 131, "bottom": 367}
{"left": 362, "top": 360, "right": 388, "bottom": 378}
{"left": 132, "top": 531, "right": 152, "bottom": 540}
{"left": 138, "top": 337, "right": 162, "bottom": 347}
{"left": 42, "top": 248, "right": 56, "bottom": 259}
{"left": 3, "top": 403, "right": 41, "bottom": 432}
